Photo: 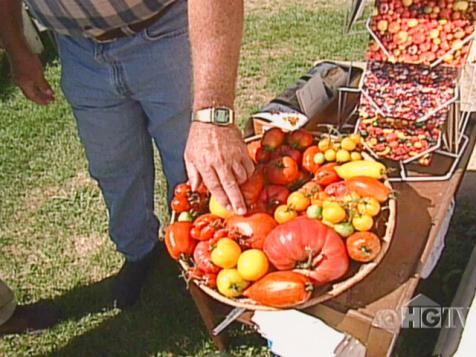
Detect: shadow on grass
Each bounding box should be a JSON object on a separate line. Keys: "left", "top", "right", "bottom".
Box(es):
{"left": 0, "top": 31, "right": 58, "bottom": 102}
{"left": 34, "top": 253, "right": 214, "bottom": 357}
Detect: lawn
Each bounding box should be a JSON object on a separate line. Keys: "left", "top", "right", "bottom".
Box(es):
{"left": 1, "top": 1, "right": 475, "bottom": 357}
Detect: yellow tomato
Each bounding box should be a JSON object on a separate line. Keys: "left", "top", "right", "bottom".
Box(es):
{"left": 274, "top": 205, "right": 298, "bottom": 224}
{"left": 209, "top": 196, "right": 233, "bottom": 219}
{"left": 352, "top": 214, "right": 374, "bottom": 232}
{"left": 350, "top": 151, "right": 362, "bottom": 161}
{"left": 343, "top": 192, "right": 361, "bottom": 203}
{"left": 336, "top": 149, "right": 351, "bottom": 163}
{"left": 287, "top": 192, "right": 311, "bottom": 211}
{"left": 357, "top": 197, "right": 381, "bottom": 217}
{"left": 237, "top": 249, "right": 269, "bottom": 281}
{"left": 211, "top": 238, "right": 242, "bottom": 269}
{"left": 349, "top": 134, "right": 362, "bottom": 145}
{"left": 318, "top": 138, "right": 332, "bottom": 151}
{"left": 341, "top": 137, "right": 357, "bottom": 151}
{"left": 322, "top": 203, "right": 346, "bottom": 224}
{"left": 324, "top": 149, "right": 336, "bottom": 162}
{"left": 216, "top": 269, "right": 249, "bottom": 298}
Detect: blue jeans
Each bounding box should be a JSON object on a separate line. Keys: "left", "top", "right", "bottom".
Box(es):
{"left": 56, "top": 0, "right": 191, "bottom": 262}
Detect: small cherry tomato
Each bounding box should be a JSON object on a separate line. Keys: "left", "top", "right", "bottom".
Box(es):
{"left": 322, "top": 202, "right": 346, "bottom": 224}
{"left": 174, "top": 183, "right": 191, "bottom": 199}
{"left": 274, "top": 204, "right": 298, "bottom": 224}
{"left": 171, "top": 197, "right": 191, "bottom": 213}
{"left": 287, "top": 191, "right": 311, "bottom": 212}
{"left": 352, "top": 214, "right": 374, "bottom": 232}
{"left": 357, "top": 197, "right": 381, "bottom": 217}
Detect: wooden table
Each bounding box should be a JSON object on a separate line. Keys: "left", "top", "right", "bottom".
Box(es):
{"left": 188, "top": 100, "right": 476, "bottom": 357}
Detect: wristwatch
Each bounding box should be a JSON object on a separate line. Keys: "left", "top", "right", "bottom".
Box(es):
{"left": 192, "top": 107, "right": 235, "bottom": 126}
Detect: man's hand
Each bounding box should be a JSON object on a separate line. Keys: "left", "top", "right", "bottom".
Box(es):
{"left": 184, "top": 122, "right": 254, "bottom": 215}
{"left": 10, "top": 51, "right": 54, "bottom": 105}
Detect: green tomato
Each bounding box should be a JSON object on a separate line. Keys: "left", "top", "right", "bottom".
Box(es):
{"left": 334, "top": 222, "right": 355, "bottom": 238}
{"left": 177, "top": 211, "right": 193, "bottom": 222}
{"left": 314, "top": 152, "right": 326, "bottom": 165}
{"left": 306, "top": 205, "right": 323, "bottom": 220}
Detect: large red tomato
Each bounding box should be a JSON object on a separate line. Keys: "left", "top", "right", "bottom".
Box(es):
{"left": 262, "top": 127, "right": 286, "bottom": 151}
{"left": 266, "top": 156, "right": 299, "bottom": 185}
{"left": 243, "top": 271, "right": 313, "bottom": 308}
{"left": 286, "top": 129, "right": 314, "bottom": 151}
{"left": 253, "top": 185, "right": 290, "bottom": 215}
{"left": 240, "top": 169, "right": 265, "bottom": 206}
{"left": 226, "top": 213, "right": 278, "bottom": 249}
{"left": 270, "top": 145, "right": 303, "bottom": 166}
{"left": 193, "top": 240, "right": 221, "bottom": 273}
{"left": 165, "top": 222, "right": 196, "bottom": 260}
{"left": 263, "top": 217, "right": 349, "bottom": 285}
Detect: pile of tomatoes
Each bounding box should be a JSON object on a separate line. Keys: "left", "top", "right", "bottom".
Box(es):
{"left": 165, "top": 128, "right": 394, "bottom": 308}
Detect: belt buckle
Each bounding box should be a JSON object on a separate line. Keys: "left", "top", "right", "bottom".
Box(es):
{"left": 93, "top": 36, "right": 117, "bottom": 44}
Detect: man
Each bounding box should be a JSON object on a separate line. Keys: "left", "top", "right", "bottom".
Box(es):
{"left": 0, "top": 278, "right": 57, "bottom": 335}
{"left": 0, "top": 0, "right": 253, "bottom": 308}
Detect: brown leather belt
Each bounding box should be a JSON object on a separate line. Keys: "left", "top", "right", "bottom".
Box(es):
{"left": 94, "top": 11, "right": 164, "bottom": 43}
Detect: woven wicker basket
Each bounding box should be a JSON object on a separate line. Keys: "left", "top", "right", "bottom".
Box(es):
{"left": 175, "top": 134, "right": 397, "bottom": 311}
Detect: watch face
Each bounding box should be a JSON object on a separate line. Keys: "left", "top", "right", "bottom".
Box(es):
{"left": 214, "top": 108, "right": 230, "bottom": 124}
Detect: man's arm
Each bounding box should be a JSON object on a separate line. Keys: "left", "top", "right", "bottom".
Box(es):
{"left": 184, "top": 0, "right": 254, "bottom": 215}
{"left": 0, "top": 0, "right": 53, "bottom": 105}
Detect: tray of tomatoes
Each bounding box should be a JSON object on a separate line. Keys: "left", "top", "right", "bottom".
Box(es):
{"left": 165, "top": 128, "right": 397, "bottom": 310}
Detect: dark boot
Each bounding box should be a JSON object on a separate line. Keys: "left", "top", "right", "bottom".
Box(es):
{"left": 112, "top": 245, "right": 159, "bottom": 309}
{"left": 0, "top": 303, "right": 59, "bottom": 336}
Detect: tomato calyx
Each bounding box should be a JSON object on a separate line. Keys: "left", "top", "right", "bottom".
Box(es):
{"left": 294, "top": 247, "right": 317, "bottom": 270}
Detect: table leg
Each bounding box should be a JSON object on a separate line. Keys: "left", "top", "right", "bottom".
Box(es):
{"left": 189, "top": 283, "right": 230, "bottom": 352}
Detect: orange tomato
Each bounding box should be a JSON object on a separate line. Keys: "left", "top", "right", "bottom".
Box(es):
{"left": 287, "top": 192, "right": 311, "bottom": 212}
{"left": 274, "top": 205, "right": 298, "bottom": 224}
{"left": 346, "top": 232, "right": 381, "bottom": 262}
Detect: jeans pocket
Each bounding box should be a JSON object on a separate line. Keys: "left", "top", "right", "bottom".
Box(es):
{"left": 143, "top": 0, "right": 188, "bottom": 41}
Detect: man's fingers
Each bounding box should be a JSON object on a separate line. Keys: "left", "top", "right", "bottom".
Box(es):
{"left": 201, "top": 168, "right": 231, "bottom": 211}
{"left": 185, "top": 160, "right": 201, "bottom": 191}
{"left": 19, "top": 82, "right": 48, "bottom": 105}
{"left": 217, "top": 166, "right": 246, "bottom": 215}
{"left": 232, "top": 161, "right": 248, "bottom": 185}
{"left": 37, "top": 77, "right": 55, "bottom": 100}
{"left": 242, "top": 155, "right": 255, "bottom": 179}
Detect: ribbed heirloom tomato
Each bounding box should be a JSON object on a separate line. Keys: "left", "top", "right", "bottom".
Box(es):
{"left": 193, "top": 240, "right": 220, "bottom": 274}
{"left": 263, "top": 217, "right": 349, "bottom": 285}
